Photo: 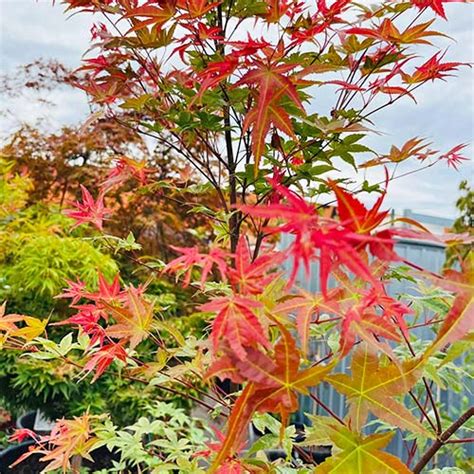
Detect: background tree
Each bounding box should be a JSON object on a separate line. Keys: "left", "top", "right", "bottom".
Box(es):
{"left": 445, "top": 180, "right": 474, "bottom": 268}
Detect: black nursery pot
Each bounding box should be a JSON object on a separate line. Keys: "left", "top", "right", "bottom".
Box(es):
{"left": 16, "top": 411, "right": 36, "bottom": 431}
{"left": 83, "top": 446, "right": 122, "bottom": 471}
{"left": 16, "top": 410, "right": 55, "bottom": 437}
{"left": 3, "top": 411, "right": 119, "bottom": 472}
{"left": 0, "top": 411, "right": 51, "bottom": 473}
{"left": 0, "top": 440, "right": 47, "bottom": 474}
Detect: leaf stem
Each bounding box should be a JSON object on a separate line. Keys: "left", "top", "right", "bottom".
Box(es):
{"left": 309, "top": 393, "right": 345, "bottom": 425}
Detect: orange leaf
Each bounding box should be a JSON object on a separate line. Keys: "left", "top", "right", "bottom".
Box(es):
{"left": 208, "top": 325, "right": 332, "bottom": 470}
{"left": 275, "top": 288, "right": 342, "bottom": 357}
{"left": 103, "top": 286, "right": 154, "bottom": 349}
{"left": 325, "top": 344, "right": 431, "bottom": 436}
{"left": 425, "top": 260, "right": 474, "bottom": 358}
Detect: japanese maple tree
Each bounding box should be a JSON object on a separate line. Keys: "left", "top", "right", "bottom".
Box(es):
{"left": 4, "top": 0, "right": 474, "bottom": 472}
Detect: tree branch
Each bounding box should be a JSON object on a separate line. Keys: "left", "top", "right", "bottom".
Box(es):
{"left": 413, "top": 407, "right": 474, "bottom": 474}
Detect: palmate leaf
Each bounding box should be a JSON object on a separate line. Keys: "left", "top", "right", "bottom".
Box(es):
{"left": 0, "top": 302, "right": 24, "bottom": 334}
{"left": 314, "top": 419, "right": 412, "bottom": 474}
{"left": 425, "top": 260, "right": 474, "bottom": 358}
{"left": 200, "top": 295, "right": 271, "bottom": 360}
{"left": 243, "top": 96, "right": 297, "bottom": 171}
{"left": 346, "top": 19, "right": 445, "bottom": 46}
{"left": 329, "top": 179, "right": 388, "bottom": 234}
{"left": 123, "top": 3, "right": 176, "bottom": 33}
{"left": 13, "top": 414, "right": 99, "bottom": 472}
{"left": 10, "top": 316, "right": 48, "bottom": 342}
{"left": 325, "top": 344, "right": 431, "bottom": 436}
{"left": 83, "top": 342, "right": 128, "bottom": 382}
{"left": 103, "top": 286, "right": 155, "bottom": 349}
{"left": 274, "top": 287, "right": 343, "bottom": 357}
{"left": 234, "top": 326, "right": 333, "bottom": 408}
{"left": 176, "top": 0, "right": 221, "bottom": 19}
{"left": 228, "top": 237, "right": 284, "bottom": 295}
{"left": 207, "top": 325, "right": 332, "bottom": 472}
{"left": 237, "top": 61, "right": 305, "bottom": 169}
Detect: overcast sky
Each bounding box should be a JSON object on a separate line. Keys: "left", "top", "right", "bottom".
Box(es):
{"left": 0, "top": 0, "right": 472, "bottom": 218}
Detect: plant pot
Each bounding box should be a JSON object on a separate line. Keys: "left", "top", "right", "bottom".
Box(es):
{"left": 16, "top": 411, "right": 35, "bottom": 431}
{"left": 0, "top": 440, "right": 47, "bottom": 474}
{"left": 265, "top": 449, "right": 287, "bottom": 462}
{"left": 82, "top": 445, "right": 121, "bottom": 471}
{"left": 16, "top": 410, "right": 54, "bottom": 436}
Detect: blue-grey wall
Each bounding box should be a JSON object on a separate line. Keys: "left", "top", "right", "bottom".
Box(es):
{"left": 280, "top": 235, "right": 473, "bottom": 466}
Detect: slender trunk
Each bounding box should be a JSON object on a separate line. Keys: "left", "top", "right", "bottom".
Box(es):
{"left": 217, "top": 4, "right": 239, "bottom": 254}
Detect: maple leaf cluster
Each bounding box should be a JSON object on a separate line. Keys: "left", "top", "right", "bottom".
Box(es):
{"left": 58, "top": 0, "right": 470, "bottom": 180}
{"left": 165, "top": 179, "right": 472, "bottom": 470}
{"left": 64, "top": 157, "right": 154, "bottom": 230}
{"left": 56, "top": 171, "right": 474, "bottom": 471}
{"left": 56, "top": 273, "right": 154, "bottom": 380}
{"left": 12, "top": 414, "right": 99, "bottom": 472}
{"left": 161, "top": 179, "right": 446, "bottom": 468}
{"left": 0, "top": 302, "right": 48, "bottom": 347}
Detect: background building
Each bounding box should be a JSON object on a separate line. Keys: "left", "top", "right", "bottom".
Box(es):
{"left": 281, "top": 211, "right": 473, "bottom": 465}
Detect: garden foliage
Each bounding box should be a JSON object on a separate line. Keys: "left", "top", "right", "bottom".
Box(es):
{"left": 1, "top": 0, "right": 473, "bottom": 472}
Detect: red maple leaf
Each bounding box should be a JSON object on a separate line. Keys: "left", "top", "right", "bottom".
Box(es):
{"left": 200, "top": 295, "right": 270, "bottom": 360}
{"left": 275, "top": 287, "right": 343, "bottom": 356}
{"left": 206, "top": 325, "right": 331, "bottom": 471}
{"left": 86, "top": 273, "right": 123, "bottom": 304}
{"left": 339, "top": 288, "right": 410, "bottom": 357}
{"left": 410, "top": 0, "right": 468, "bottom": 19}
{"left": 64, "top": 185, "right": 111, "bottom": 231}
{"left": 83, "top": 342, "right": 128, "bottom": 382}
{"left": 242, "top": 182, "right": 380, "bottom": 293}
{"left": 176, "top": 0, "right": 221, "bottom": 19}
{"left": 192, "top": 57, "right": 239, "bottom": 103}
{"left": 164, "top": 245, "right": 229, "bottom": 288}
{"left": 59, "top": 305, "right": 106, "bottom": 346}
{"left": 175, "top": 23, "right": 223, "bottom": 61}
{"left": 228, "top": 237, "right": 284, "bottom": 295}
{"left": 241, "top": 181, "right": 318, "bottom": 282}
{"left": 311, "top": 225, "right": 379, "bottom": 295}
{"left": 226, "top": 35, "right": 271, "bottom": 57}
{"left": 56, "top": 279, "right": 88, "bottom": 305}
{"left": 123, "top": 2, "right": 176, "bottom": 33}
{"left": 439, "top": 144, "right": 470, "bottom": 171}
{"left": 235, "top": 61, "right": 305, "bottom": 166}
{"left": 9, "top": 428, "right": 39, "bottom": 444}
{"left": 404, "top": 52, "right": 466, "bottom": 84}
{"left": 329, "top": 180, "right": 389, "bottom": 235}
{"left": 101, "top": 157, "right": 154, "bottom": 191}
{"left": 57, "top": 273, "right": 128, "bottom": 346}
{"left": 329, "top": 179, "right": 405, "bottom": 264}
